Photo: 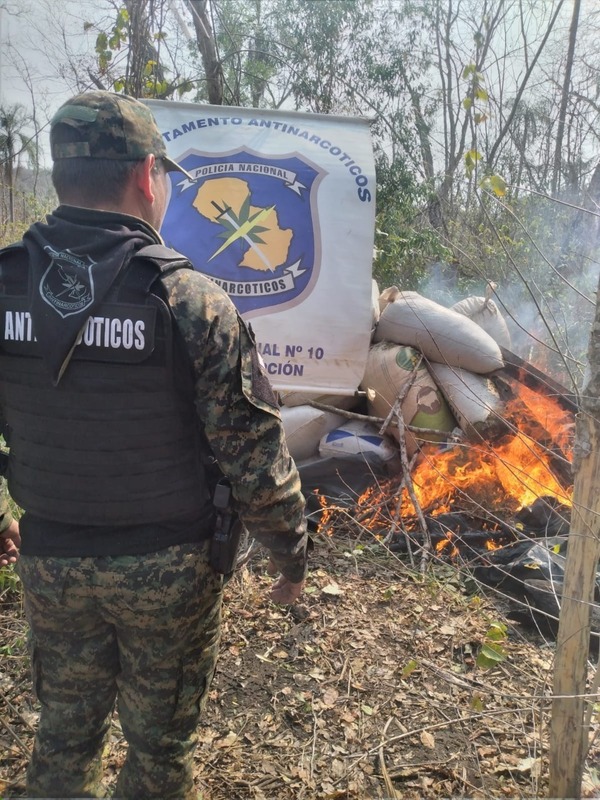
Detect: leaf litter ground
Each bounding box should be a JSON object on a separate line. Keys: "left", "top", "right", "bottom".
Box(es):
{"left": 2, "top": 529, "right": 600, "bottom": 799}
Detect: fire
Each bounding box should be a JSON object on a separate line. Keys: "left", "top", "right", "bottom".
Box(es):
{"left": 493, "top": 431, "right": 568, "bottom": 508}
{"left": 412, "top": 383, "right": 571, "bottom": 515}
{"left": 316, "top": 380, "right": 574, "bottom": 538}
{"left": 517, "top": 382, "right": 573, "bottom": 453}
{"left": 435, "top": 534, "right": 459, "bottom": 558}
{"left": 485, "top": 538, "right": 503, "bottom": 551}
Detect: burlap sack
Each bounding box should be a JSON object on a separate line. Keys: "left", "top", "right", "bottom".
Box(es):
{"left": 362, "top": 342, "right": 456, "bottom": 456}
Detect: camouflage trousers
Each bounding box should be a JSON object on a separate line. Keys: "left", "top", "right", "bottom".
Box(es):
{"left": 17, "top": 540, "right": 223, "bottom": 799}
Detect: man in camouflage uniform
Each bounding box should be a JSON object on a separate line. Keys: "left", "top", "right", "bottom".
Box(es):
{"left": 0, "top": 91, "right": 308, "bottom": 799}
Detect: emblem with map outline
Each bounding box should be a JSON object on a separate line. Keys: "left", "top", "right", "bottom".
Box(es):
{"left": 160, "top": 149, "right": 324, "bottom": 315}
{"left": 40, "top": 246, "right": 95, "bottom": 319}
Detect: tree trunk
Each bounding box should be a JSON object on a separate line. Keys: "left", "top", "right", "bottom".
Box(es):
{"left": 184, "top": 0, "right": 223, "bottom": 105}
{"left": 550, "top": 274, "right": 600, "bottom": 797}
{"left": 551, "top": 0, "right": 581, "bottom": 196}
{"left": 125, "top": 0, "right": 152, "bottom": 98}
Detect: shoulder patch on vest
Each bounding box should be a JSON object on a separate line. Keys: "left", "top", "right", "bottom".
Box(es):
{"left": 239, "top": 317, "right": 278, "bottom": 410}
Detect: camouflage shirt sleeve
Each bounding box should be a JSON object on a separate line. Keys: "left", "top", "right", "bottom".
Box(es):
{"left": 162, "top": 268, "right": 308, "bottom": 583}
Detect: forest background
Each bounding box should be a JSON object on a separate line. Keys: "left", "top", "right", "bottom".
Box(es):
{"left": 1, "top": 0, "right": 599, "bottom": 392}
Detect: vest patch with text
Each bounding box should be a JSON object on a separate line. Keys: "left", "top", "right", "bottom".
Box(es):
{"left": 0, "top": 298, "right": 157, "bottom": 364}
{"left": 40, "top": 246, "right": 96, "bottom": 318}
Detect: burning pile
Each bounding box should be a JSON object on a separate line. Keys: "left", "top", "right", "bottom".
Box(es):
{"left": 342, "top": 380, "right": 574, "bottom": 546}
{"left": 289, "top": 282, "right": 581, "bottom": 637}
{"left": 279, "top": 282, "right": 577, "bottom": 575}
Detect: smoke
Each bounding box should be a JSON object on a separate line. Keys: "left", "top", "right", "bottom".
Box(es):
{"left": 415, "top": 196, "right": 600, "bottom": 393}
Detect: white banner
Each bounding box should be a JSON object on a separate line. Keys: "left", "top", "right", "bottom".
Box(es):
{"left": 146, "top": 100, "right": 375, "bottom": 394}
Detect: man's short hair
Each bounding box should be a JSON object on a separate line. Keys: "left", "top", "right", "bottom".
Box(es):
{"left": 51, "top": 157, "right": 140, "bottom": 205}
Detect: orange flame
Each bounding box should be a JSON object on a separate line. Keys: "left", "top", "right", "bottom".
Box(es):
{"left": 316, "top": 382, "right": 574, "bottom": 536}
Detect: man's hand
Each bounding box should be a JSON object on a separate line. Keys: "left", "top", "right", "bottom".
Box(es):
{"left": 270, "top": 574, "right": 304, "bottom": 604}
{"left": 0, "top": 519, "right": 20, "bottom": 567}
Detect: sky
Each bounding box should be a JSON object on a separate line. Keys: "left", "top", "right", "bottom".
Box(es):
{"left": 0, "top": 0, "right": 102, "bottom": 165}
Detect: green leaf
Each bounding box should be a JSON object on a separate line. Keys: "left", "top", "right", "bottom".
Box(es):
{"left": 462, "top": 63, "right": 476, "bottom": 79}
{"left": 481, "top": 643, "right": 506, "bottom": 661}
{"left": 466, "top": 148, "right": 482, "bottom": 162}
{"left": 462, "top": 97, "right": 473, "bottom": 110}
{"left": 475, "top": 86, "right": 489, "bottom": 102}
{"left": 109, "top": 32, "right": 123, "bottom": 50}
{"left": 178, "top": 80, "right": 194, "bottom": 97}
{"left": 486, "top": 621, "right": 508, "bottom": 641}
{"left": 476, "top": 642, "right": 506, "bottom": 669}
{"left": 95, "top": 32, "right": 108, "bottom": 52}
{"left": 488, "top": 174, "right": 507, "bottom": 197}
{"left": 464, "top": 148, "right": 482, "bottom": 178}
{"left": 474, "top": 112, "right": 488, "bottom": 124}
{"left": 154, "top": 80, "right": 169, "bottom": 96}
{"left": 98, "top": 52, "right": 112, "bottom": 72}
{"left": 113, "top": 78, "right": 126, "bottom": 93}
{"left": 402, "top": 659, "right": 418, "bottom": 678}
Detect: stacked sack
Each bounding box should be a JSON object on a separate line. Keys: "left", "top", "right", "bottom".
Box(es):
{"left": 364, "top": 286, "right": 508, "bottom": 456}
{"left": 280, "top": 280, "right": 510, "bottom": 477}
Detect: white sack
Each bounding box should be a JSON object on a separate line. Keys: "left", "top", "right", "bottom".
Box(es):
{"left": 319, "top": 419, "right": 398, "bottom": 463}
{"left": 429, "top": 363, "right": 503, "bottom": 440}
{"left": 378, "top": 285, "right": 400, "bottom": 314}
{"left": 451, "top": 295, "right": 511, "bottom": 349}
{"left": 374, "top": 290, "right": 503, "bottom": 374}
{"left": 281, "top": 405, "right": 346, "bottom": 462}
{"left": 371, "top": 279, "right": 381, "bottom": 333}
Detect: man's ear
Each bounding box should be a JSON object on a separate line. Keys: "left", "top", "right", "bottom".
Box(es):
{"left": 135, "top": 154, "right": 156, "bottom": 203}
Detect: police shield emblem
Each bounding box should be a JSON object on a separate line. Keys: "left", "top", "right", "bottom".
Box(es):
{"left": 40, "top": 246, "right": 95, "bottom": 319}
{"left": 161, "top": 149, "right": 324, "bottom": 316}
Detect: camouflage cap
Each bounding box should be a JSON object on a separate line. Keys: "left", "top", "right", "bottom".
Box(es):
{"left": 50, "top": 91, "right": 193, "bottom": 180}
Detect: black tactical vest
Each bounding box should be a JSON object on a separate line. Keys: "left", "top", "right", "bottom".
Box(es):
{"left": 0, "top": 243, "right": 211, "bottom": 526}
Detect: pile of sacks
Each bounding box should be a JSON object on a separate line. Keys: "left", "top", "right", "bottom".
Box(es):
{"left": 280, "top": 282, "right": 511, "bottom": 493}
